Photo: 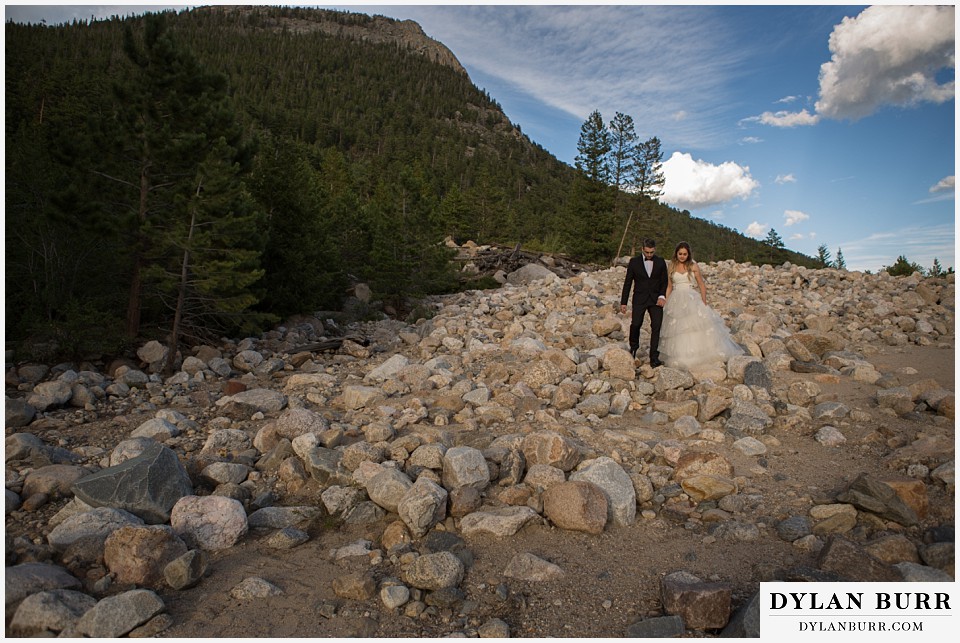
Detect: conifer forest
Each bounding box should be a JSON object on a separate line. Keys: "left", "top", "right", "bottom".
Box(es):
{"left": 5, "top": 6, "right": 817, "bottom": 361}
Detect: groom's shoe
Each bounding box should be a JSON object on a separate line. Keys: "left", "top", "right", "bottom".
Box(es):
{"left": 650, "top": 358, "right": 663, "bottom": 368}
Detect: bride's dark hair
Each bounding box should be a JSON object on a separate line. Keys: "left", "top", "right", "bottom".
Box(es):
{"left": 672, "top": 241, "right": 693, "bottom": 263}
{"left": 669, "top": 241, "right": 694, "bottom": 279}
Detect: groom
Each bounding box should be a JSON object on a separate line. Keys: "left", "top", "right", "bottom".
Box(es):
{"left": 620, "top": 238, "right": 668, "bottom": 367}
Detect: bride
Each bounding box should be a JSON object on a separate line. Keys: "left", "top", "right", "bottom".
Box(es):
{"left": 658, "top": 242, "right": 744, "bottom": 370}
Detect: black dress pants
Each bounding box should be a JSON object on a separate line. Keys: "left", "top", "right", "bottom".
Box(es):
{"left": 629, "top": 304, "right": 663, "bottom": 361}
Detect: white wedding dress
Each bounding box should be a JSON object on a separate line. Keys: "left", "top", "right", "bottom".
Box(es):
{"left": 659, "top": 270, "right": 744, "bottom": 370}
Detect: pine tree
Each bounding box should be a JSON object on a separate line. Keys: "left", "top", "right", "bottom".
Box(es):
{"left": 575, "top": 110, "right": 611, "bottom": 184}
{"left": 929, "top": 257, "right": 944, "bottom": 277}
{"left": 834, "top": 248, "right": 846, "bottom": 270}
{"left": 149, "top": 137, "right": 272, "bottom": 370}
{"left": 569, "top": 110, "right": 617, "bottom": 260}
{"left": 884, "top": 255, "right": 924, "bottom": 277}
{"left": 438, "top": 185, "right": 473, "bottom": 243}
{"left": 624, "top": 136, "right": 665, "bottom": 256}
{"left": 250, "top": 137, "right": 350, "bottom": 318}
{"left": 764, "top": 228, "right": 785, "bottom": 248}
{"left": 95, "top": 14, "right": 265, "bottom": 340}
{"left": 608, "top": 113, "right": 637, "bottom": 263}
{"left": 816, "top": 244, "right": 832, "bottom": 268}
{"left": 607, "top": 112, "right": 637, "bottom": 190}
{"left": 366, "top": 165, "right": 456, "bottom": 314}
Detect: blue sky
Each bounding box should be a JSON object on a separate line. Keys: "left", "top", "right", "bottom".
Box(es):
{"left": 6, "top": 3, "right": 956, "bottom": 272}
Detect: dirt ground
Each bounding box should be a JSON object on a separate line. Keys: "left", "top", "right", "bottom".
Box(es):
{"left": 134, "top": 343, "right": 954, "bottom": 638}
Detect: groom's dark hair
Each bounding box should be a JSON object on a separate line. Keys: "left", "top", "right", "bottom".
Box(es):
{"left": 642, "top": 238, "right": 656, "bottom": 248}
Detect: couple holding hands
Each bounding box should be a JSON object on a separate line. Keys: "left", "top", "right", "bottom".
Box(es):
{"left": 619, "top": 238, "right": 743, "bottom": 371}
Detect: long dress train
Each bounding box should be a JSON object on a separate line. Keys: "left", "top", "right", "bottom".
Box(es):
{"left": 659, "top": 270, "right": 743, "bottom": 370}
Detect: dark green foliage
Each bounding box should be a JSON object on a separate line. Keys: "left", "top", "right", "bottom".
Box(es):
{"left": 631, "top": 137, "right": 665, "bottom": 202}
{"left": 575, "top": 110, "right": 612, "bottom": 184}
{"left": 884, "top": 255, "right": 925, "bottom": 277}
{"left": 5, "top": 6, "right": 819, "bottom": 360}
{"left": 148, "top": 136, "right": 274, "bottom": 344}
{"left": 764, "top": 228, "right": 785, "bottom": 248}
{"left": 568, "top": 110, "right": 616, "bottom": 262}
{"left": 621, "top": 136, "right": 666, "bottom": 260}
{"left": 928, "top": 258, "right": 953, "bottom": 276}
{"left": 835, "top": 248, "right": 847, "bottom": 270}
{"left": 90, "top": 13, "right": 265, "bottom": 339}
{"left": 366, "top": 166, "right": 458, "bottom": 312}
{"left": 816, "top": 244, "right": 832, "bottom": 268}
{"left": 607, "top": 112, "right": 637, "bottom": 190}
{"left": 19, "top": 301, "right": 129, "bottom": 363}
{"left": 249, "top": 136, "right": 350, "bottom": 318}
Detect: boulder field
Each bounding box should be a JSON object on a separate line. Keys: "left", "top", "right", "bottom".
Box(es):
{"left": 5, "top": 258, "right": 954, "bottom": 637}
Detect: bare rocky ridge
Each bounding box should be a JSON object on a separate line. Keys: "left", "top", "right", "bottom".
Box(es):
{"left": 4, "top": 251, "right": 955, "bottom": 637}
{"left": 210, "top": 5, "right": 468, "bottom": 75}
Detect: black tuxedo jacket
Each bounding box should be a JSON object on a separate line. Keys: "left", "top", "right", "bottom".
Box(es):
{"left": 621, "top": 255, "right": 668, "bottom": 309}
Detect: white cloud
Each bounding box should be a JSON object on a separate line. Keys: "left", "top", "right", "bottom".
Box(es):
{"left": 816, "top": 5, "right": 956, "bottom": 120}
{"left": 661, "top": 152, "right": 760, "bottom": 210}
{"left": 745, "top": 222, "right": 769, "bottom": 239}
{"left": 912, "top": 176, "right": 955, "bottom": 204}
{"left": 775, "top": 95, "right": 799, "bottom": 104}
{"left": 930, "top": 176, "right": 955, "bottom": 193}
{"left": 775, "top": 174, "right": 796, "bottom": 184}
{"left": 784, "top": 209, "right": 809, "bottom": 226}
{"left": 740, "top": 136, "right": 763, "bottom": 144}
{"left": 756, "top": 109, "right": 820, "bottom": 127}
{"left": 672, "top": 110, "right": 688, "bottom": 121}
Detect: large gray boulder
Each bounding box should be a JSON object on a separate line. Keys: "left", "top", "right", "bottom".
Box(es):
{"left": 71, "top": 441, "right": 193, "bottom": 524}
{"left": 10, "top": 589, "right": 97, "bottom": 637}
{"left": 5, "top": 563, "right": 81, "bottom": 609}
{"left": 569, "top": 456, "right": 637, "bottom": 527}
{"left": 5, "top": 399, "right": 36, "bottom": 428}
{"left": 47, "top": 507, "right": 144, "bottom": 552}
{"left": 76, "top": 589, "right": 165, "bottom": 638}
{"left": 507, "top": 263, "right": 557, "bottom": 285}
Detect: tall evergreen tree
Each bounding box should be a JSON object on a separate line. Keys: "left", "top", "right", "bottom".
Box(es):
{"left": 438, "top": 184, "right": 472, "bottom": 243}
{"left": 366, "top": 165, "right": 457, "bottom": 313}
{"left": 929, "top": 257, "right": 944, "bottom": 276}
{"left": 464, "top": 167, "right": 509, "bottom": 243}
{"left": 764, "top": 228, "right": 785, "bottom": 248}
{"left": 816, "top": 244, "right": 832, "bottom": 268}
{"left": 94, "top": 13, "right": 263, "bottom": 340}
{"left": 148, "top": 137, "right": 271, "bottom": 369}
{"left": 625, "top": 136, "right": 665, "bottom": 254}
{"left": 608, "top": 112, "right": 638, "bottom": 262}
{"left": 575, "top": 110, "right": 611, "bottom": 184}
{"left": 607, "top": 112, "right": 637, "bottom": 190}
{"left": 250, "top": 137, "right": 350, "bottom": 318}
{"left": 568, "top": 111, "right": 617, "bottom": 260}
{"left": 834, "top": 248, "right": 846, "bottom": 270}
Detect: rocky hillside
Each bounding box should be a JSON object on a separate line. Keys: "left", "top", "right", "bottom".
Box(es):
{"left": 206, "top": 5, "right": 468, "bottom": 74}
{"left": 5, "top": 254, "right": 955, "bottom": 637}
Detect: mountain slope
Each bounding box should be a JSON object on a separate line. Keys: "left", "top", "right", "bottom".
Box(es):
{"left": 4, "top": 6, "right": 816, "bottom": 357}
